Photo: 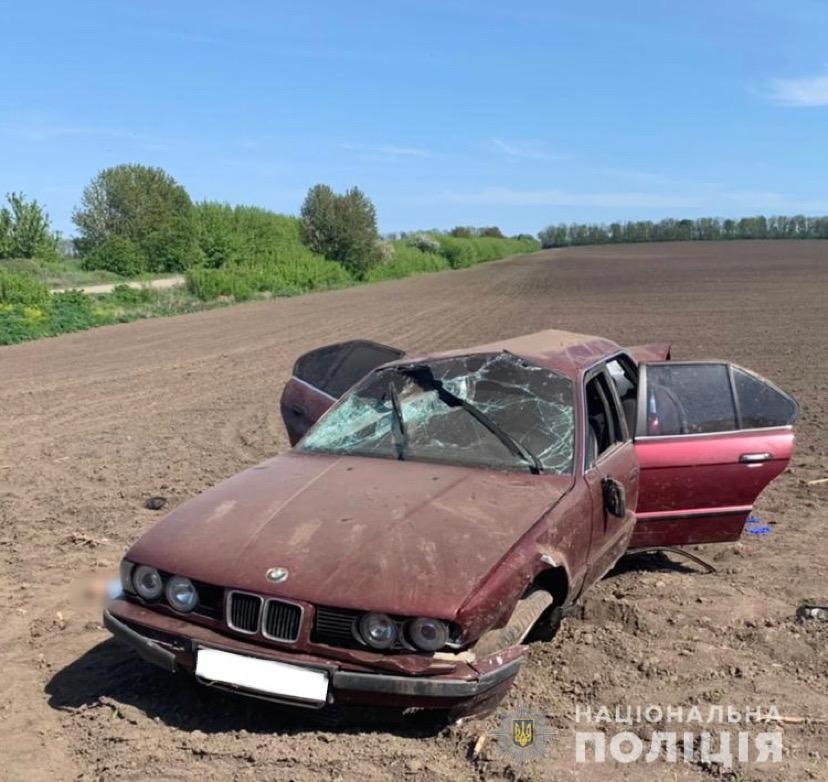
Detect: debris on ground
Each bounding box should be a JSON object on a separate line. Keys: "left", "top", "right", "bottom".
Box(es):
{"left": 796, "top": 601, "right": 828, "bottom": 622}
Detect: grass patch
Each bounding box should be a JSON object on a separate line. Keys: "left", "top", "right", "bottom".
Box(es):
{"left": 0, "top": 281, "right": 225, "bottom": 345}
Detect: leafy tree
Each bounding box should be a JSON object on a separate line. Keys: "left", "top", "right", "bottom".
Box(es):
{"left": 299, "top": 185, "right": 338, "bottom": 257}
{"left": 449, "top": 226, "right": 473, "bottom": 238}
{"left": 73, "top": 164, "right": 198, "bottom": 273}
{"left": 479, "top": 226, "right": 504, "bottom": 238}
{"left": 82, "top": 236, "right": 146, "bottom": 276}
{"left": 0, "top": 192, "right": 59, "bottom": 260}
{"left": 299, "top": 184, "right": 381, "bottom": 277}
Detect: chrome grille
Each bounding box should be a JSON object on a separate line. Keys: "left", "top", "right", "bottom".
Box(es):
{"left": 227, "top": 591, "right": 262, "bottom": 634}
{"left": 263, "top": 599, "right": 303, "bottom": 642}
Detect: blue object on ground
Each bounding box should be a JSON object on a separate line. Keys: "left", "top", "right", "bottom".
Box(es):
{"left": 745, "top": 515, "right": 772, "bottom": 535}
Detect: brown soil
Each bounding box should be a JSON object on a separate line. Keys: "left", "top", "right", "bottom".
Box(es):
{"left": 1, "top": 240, "right": 826, "bottom": 781}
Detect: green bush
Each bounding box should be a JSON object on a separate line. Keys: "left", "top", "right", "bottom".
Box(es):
{"left": 186, "top": 256, "right": 352, "bottom": 301}
{"left": 194, "top": 202, "right": 244, "bottom": 268}
{"left": 0, "top": 304, "right": 49, "bottom": 343}
{"left": 109, "top": 284, "right": 156, "bottom": 306}
{"left": 435, "top": 235, "right": 539, "bottom": 268}
{"left": 406, "top": 233, "right": 442, "bottom": 254}
{"left": 81, "top": 236, "right": 147, "bottom": 276}
{"left": 0, "top": 287, "right": 118, "bottom": 345}
{"left": 194, "top": 202, "right": 308, "bottom": 268}
{"left": 364, "top": 243, "right": 449, "bottom": 281}
{"left": 0, "top": 269, "right": 50, "bottom": 306}
{"left": 48, "top": 290, "right": 100, "bottom": 333}
{"left": 436, "top": 236, "right": 477, "bottom": 268}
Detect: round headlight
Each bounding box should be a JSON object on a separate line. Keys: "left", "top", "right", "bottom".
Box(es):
{"left": 358, "top": 612, "right": 397, "bottom": 649}
{"left": 119, "top": 560, "right": 135, "bottom": 594}
{"left": 132, "top": 565, "right": 163, "bottom": 600}
{"left": 165, "top": 575, "right": 199, "bottom": 613}
{"left": 408, "top": 617, "right": 449, "bottom": 651}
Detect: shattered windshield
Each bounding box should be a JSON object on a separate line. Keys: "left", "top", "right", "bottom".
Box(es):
{"left": 299, "top": 352, "right": 575, "bottom": 473}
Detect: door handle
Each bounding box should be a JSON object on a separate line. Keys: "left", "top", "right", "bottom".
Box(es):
{"left": 739, "top": 452, "right": 773, "bottom": 464}
{"left": 290, "top": 404, "right": 307, "bottom": 417}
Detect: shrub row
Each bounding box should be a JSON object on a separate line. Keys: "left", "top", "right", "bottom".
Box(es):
{"left": 185, "top": 235, "right": 540, "bottom": 300}
{"left": 434, "top": 235, "right": 541, "bottom": 269}
{"left": 186, "top": 256, "right": 352, "bottom": 301}
{"left": 364, "top": 243, "right": 449, "bottom": 281}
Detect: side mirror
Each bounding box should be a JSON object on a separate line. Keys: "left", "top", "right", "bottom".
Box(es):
{"left": 602, "top": 477, "right": 626, "bottom": 518}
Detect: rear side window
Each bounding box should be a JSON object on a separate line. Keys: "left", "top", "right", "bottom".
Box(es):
{"left": 733, "top": 368, "right": 798, "bottom": 429}
{"left": 294, "top": 341, "right": 404, "bottom": 398}
{"left": 645, "top": 363, "right": 735, "bottom": 435}
{"left": 641, "top": 362, "right": 798, "bottom": 437}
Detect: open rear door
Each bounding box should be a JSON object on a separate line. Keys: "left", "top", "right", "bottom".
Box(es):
{"left": 630, "top": 361, "right": 798, "bottom": 548}
{"left": 280, "top": 340, "right": 404, "bottom": 445}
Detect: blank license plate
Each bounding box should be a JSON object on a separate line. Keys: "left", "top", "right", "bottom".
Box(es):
{"left": 196, "top": 647, "right": 329, "bottom": 705}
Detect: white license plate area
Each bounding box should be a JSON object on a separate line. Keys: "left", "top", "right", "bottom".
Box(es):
{"left": 195, "top": 647, "right": 329, "bottom": 704}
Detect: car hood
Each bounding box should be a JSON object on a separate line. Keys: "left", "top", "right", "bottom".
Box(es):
{"left": 127, "top": 452, "right": 572, "bottom": 618}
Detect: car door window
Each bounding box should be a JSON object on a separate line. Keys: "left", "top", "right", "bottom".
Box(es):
{"left": 606, "top": 356, "right": 638, "bottom": 435}
{"left": 642, "top": 363, "right": 736, "bottom": 436}
{"left": 585, "top": 371, "right": 624, "bottom": 467}
{"left": 732, "top": 368, "right": 798, "bottom": 429}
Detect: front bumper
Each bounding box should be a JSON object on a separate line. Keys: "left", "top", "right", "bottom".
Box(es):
{"left": 103, "top": 604, "right": 522, "bottom": 711}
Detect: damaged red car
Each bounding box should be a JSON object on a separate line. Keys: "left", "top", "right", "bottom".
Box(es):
{"left": 104, "top": 329, "right": 798, "bottom": 715}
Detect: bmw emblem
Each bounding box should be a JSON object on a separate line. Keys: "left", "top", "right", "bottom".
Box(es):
{"left": 266, "top": 567, "right": 289, "bottom": 584}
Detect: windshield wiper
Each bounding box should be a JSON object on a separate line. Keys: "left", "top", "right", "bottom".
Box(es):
{"left": 396, "top": 364, "right": 543, "bottom": 475}
{"left": 386, "top": 379, "right": 408, "bottom": 460}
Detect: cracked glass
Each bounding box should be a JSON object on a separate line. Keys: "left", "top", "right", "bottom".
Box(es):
{"left": 299, "top": 352, "right": 575, "bottom": 473}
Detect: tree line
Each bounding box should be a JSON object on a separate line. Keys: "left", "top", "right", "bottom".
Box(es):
{"left": 538, "top": 215, "right": 828, "bottom": 248}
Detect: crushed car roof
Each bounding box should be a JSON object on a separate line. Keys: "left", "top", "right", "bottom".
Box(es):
{"left": 399, "top": 328, "right": 621, "bottom": 379}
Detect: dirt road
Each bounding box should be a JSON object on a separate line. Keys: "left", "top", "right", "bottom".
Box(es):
{"left": 1, "top": 241, "right": 826, "bottom": 781}
{"left": 50, "top": 275, "right": 185, "bottom": 295}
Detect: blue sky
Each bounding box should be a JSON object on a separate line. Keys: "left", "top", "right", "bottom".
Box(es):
{"left": 1, "top": 1, "right": 827, "bottom": 236}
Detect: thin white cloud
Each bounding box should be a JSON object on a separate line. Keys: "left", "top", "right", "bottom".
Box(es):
{"left": 379, "top": 145, "right": 431, "bottom": 158}
{"left": 338, "top": 142, "right": 432, "bottom": 162}
{"left": 766, "top": 68, "right": 828, "bottom": 107}
{"left": 490, "top": 138, "right": 563, "bottom": 161}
